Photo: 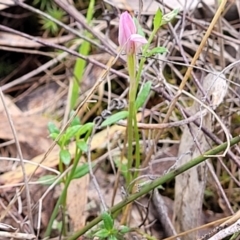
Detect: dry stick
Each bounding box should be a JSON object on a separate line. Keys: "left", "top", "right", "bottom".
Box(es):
{"left": 53, "top": 0, "right": 117, "bottom": 55}
{"left": 13, "top": 0, "right": 116, "bottom": 56}
{"left": 0, "top": 231, "right": 36, "bottom": 240}
{"left": 0, "top": 25, "right": 127, "bottom": 87}
{"left": 163, "top": 216, "right": 231, "bottom": 240}
{"left": 207, "top": 219, "right": 240, "bottom": 240}
{"left": 0, "top": 91, "right": 34, "bottom": 232}
{"left": 68, "top": 136, "right": 240, "bottom": 240}
{"left": 1, "top": 44, "right": 78, "bottom": 92}
{"left": 118, "top": 110, "right": 208, "bottom": 129}
{"left": 0, "top": 30, "right": 124, "bottom": 228}
{"left": 157, "top": 0, "right": 240, "bottom": 46}
{"left": 143, "top": 0, "right": 228, "bottom": 167}
{"left": 160, "top": 90, "right": 240, "bottom": 168}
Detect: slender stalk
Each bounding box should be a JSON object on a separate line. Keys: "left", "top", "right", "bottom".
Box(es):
{"left": 44, "top": 147, "right": 82, "bottom": 237}
{"left": 126, "top": 54, "right": 136, "bottom": 186}
{"left": 68, "top": 135, "right": 240, "bottom": 239}
{"left": 136, "top": 27, "right": 158, "bottom": 85}
{"left": 133, "top": 114, "right": 140, "bottom": 180}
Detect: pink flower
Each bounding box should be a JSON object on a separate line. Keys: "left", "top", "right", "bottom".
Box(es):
{"left": 118, "top": 12, "right": 147, "bottom": 55}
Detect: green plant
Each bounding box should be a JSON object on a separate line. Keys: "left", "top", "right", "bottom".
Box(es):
{"left": 70, "top": 0, "right": 95, "bottom": 110}
{"left": 92, "top": 212, "right": 130, "bottom": 240}
{"left": 39, "top": 6, "right": 66, "bottom": 35}
{"left": 43, "top": 115, "right": 94, "bottom": 237}
{"left": 33, "top": 0, "right": 54, "bottom": 10}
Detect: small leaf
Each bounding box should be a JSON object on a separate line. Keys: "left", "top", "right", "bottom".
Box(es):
{"left": 73, "top": 163, "right": 91, "bottom": 179}
{"left": 102, "top": 212, "right": 114, "bottom": 231}
{"left": 144, "top": 47, "right": 168, "bottom": 57}
{"left": 49, "top": 132, "right": 59, "bottom": 141}
{"left": 119, "top": 225, "right": 131, "bottom": 234}
{"left": 60, "top": 149, "right": 71, "bottom": 165}
{"left": 38, "top": 175, "right": 57, "bottom": 185}
{"left": 94, "top": 229, "right": 110, "bottom": 238}
{"left": 77, "top": 122, "right": 94, "bottom": 136}
{"left": 161, "top": 8, "right": 179, "bottom": 25}
{"left": 77, "top": 140, "right": 88, "bottom": 152}
{"left": 58, "top": 134, "right": 69, "bottom": 147}
{"left": 135, "top": 81, "right": 152, "bottom": 110}
{"left": 108, "top": 235, "right": 117, "bottom": 240}
{"left": 65, "top": 125, "right": 81, "bottom": 140}
{"left": 70, "top": 113, "right": 81, "bottom": 126}
{"left": 48, "top": 122, "right": 60, "bottom": 134}
{"left": 153, "top": 8, "right": 163, "bottom": 30}
{"left": 101, "top": 111, "right": 129, "bottom": 127}
{"left": 114, "top": 157, "right": 128, "bottom": 179}
{"left": 133, "top": 17, "right": 145, "bottom": 37}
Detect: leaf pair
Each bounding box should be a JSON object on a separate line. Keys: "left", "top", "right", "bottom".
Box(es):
{"left": 101, "top": 81, "right": 152, "bottom": 127}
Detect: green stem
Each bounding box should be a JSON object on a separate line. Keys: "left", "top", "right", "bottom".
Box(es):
{"left": 133, "top": 114, "right": 140, "bottom": 181}
{"left": 44, "top": 147, "right": 82, "bottom": 237}
{"left": 126, "top": 54, "right": 137, "bottom": 186}
{"left": 70, "top": 0, "right": 95, "bottom": 110}
{"left": 132, "top": 27, "right": 160, "bottom": 180}
{"left": 68, "top": 135, "right": 240, "bottom": 239}
{"left": 136, "top": 27, "right": 159, "bottom": 86}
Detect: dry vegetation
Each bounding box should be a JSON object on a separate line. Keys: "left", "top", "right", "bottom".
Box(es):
{"left": 0, "top": 0, "right": 240, "bottom": 240}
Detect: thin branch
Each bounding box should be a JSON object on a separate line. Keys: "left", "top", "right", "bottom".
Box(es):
{"left": 0, "top": 90, "right": 34, "bottom": 232}
{"left": 68, "top": 136, "right": 240, "bottom": 239}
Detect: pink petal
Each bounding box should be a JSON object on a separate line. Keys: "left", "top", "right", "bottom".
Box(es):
{"left": 118, "top": 12, "right": 136, "bottom": 48}
{"left": 130, "top": 34, "right": 148, "bottom": 44}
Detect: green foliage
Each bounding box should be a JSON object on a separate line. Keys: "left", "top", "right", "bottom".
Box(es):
{"left": 153, "top": 8, "right": 178, "bottom": 31}
{"left": 144, "top": 47, "right": 168, "bottom": 57}
{"left": 135, "top": 81, "right": 152, "bottom": 110}
{"left": 133, "top": 17, "right": 145, "bottom": 37}
{"left": 101, "top": 111, "right": 129, "bottom": 127}
{"left": 93, "top": 212, "right": 130, "bottom": 240}
{"left": 70, "top": 0, "right": 95, "bottom": 109}
{"left": 114, "top": 157, "right": 128, "bottom": 179}
{"left": 60, "top": 149, "right": 71, "bottom": 165}
{"left": 73, "top": 163, "right": 92, "bottom": 179}
{"left": 33, "top": 0, "right": 54, "bottom": 10}
{"left": 39, "top": 6, "right": 66, "bottom": 35}
{"left": 48, "top": 121, "right": 93, "bottom": 148}
{"left": 38, "top": 163, "right": 92, "bottom": 186}
{"left": 76, "top": 140, "right": 88, "bottom": 152}
{"left": 161, "top": 8, "right": 179, "bottom": 25}
{"left": 153, "top": 8, "right": 163, "bottom": 30}
{"left": 38, "top": 175, "right": 57, "bottom": 185}
{"left": 45, "top": 114, "right": 95, "bottom": 236}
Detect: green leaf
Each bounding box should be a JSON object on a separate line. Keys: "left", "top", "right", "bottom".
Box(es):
{"left": 58, "top": 134, "right": 68, "bottom": 147}
{"left": 153, "top": 8, "right": 163, "bottom": 30}
{"left": 102, "top": 212, "right": 114, "bottom": 231}
{"left": 48, "top": 122, "right": 60, "bottom": 134}
{"left": 144, "top": 47, "right": 168, "bottom": 57}
{"left": 60, "top": 149, "right": 71, "bottom": 165}
{"left": 77, "top": 122, "right": 94, "bottom": 136}
{"left": 161, "top": 8, "right": 179, "bottom": 25}
{"left": 133, "top": 17, "right": 145, "bottom": 37}
{"left": 65, "top": 125, "right": 81, "bottom": 140}
{"left": 38, "top": 175, "right": 57, "bottom": 185}
{"left": 77, "top": 140, "right": 88, "bottom": 152}
{"left": 94, "top": 229, "right": 110, "bottom": 238}
{"left": 49, "top": 132, "right": 59, "bottom": 141}
{"left": 108, "top": 235, "right": 117, "bottom": 240}
{"left": 73, "top": 163, "right": 91, "bottom": 179}
{"left": 101, "top": 111, "right": 129, "bottom": 127}
{"left": 119, "top": 225, "right": 131, "bottom": 234}
{"left": 70, "top": 113, "right": 81, "bottom": 126}
{"left": 135, "top": 81, "right": 152, "bottom": 110}
{"left": 114, "top": 157, "right": 128, "bottom": 179}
